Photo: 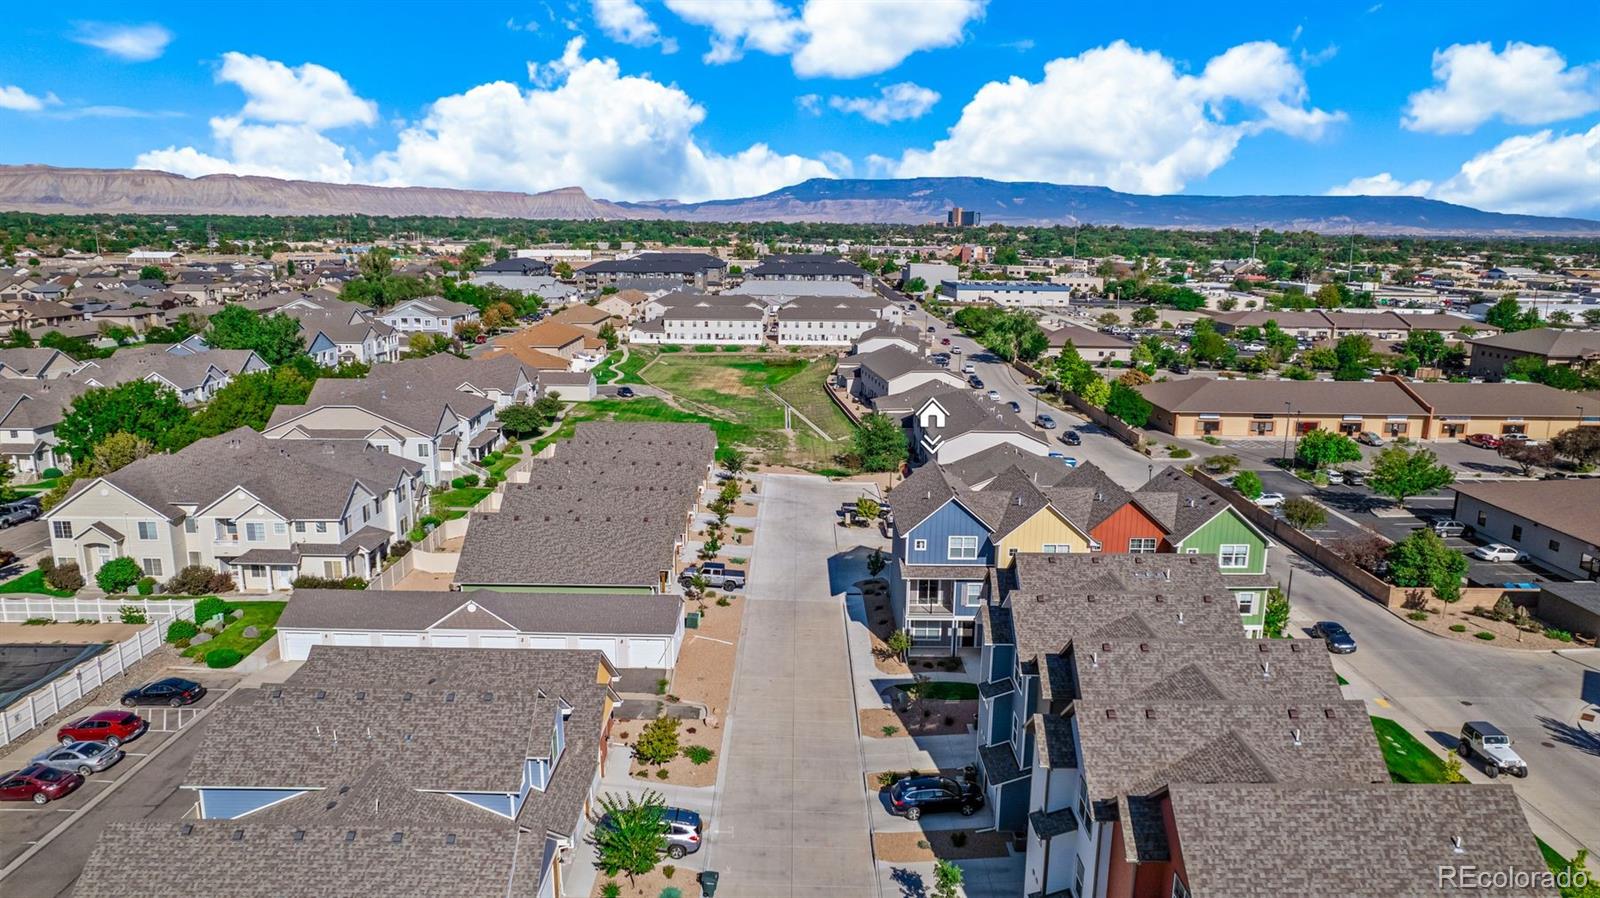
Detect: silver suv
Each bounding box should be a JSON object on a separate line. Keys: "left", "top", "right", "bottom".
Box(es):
{"left": 661, "top": 806, "right": 703, "bottom": 859}
{"left": 1458, "top": 721, "right": 1528, "bottom": 778}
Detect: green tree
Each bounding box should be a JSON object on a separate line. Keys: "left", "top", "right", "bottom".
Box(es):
{"left": 1263, "top": 587, "right": 1290, "bottom": 638}
{"left": 4, "top": 328, "right": 34, "bottom": 348}
{"left": 342, "top": 247, "right": 432, "bottom": 309}
{"left": 588, "top": 791, "right": 667, "bottom": 884}
{"left": 554, "top": 260, "right": 574, "bottom": 278}
{"left": 1483, "top": 296, "right": 1539, "bottom": 332}
{"left": 854, "top": 413, "right": 908, "bottom": 472}
{"left": 1498, "top": 441, "right": 1556, "bottom": 476}
{"left": 993, "top": 246, "right": 1022, "bottom": 266}
{"left": 1131, "top": 305, "right": 1158, "bottom": 326}
{"left": 173, "top": 368, "right": 314, "bottom": 445}
{"left": 884, "top": 629, "right": 912, "bottom": 661}
{"left": 634, "top": 717, "right": 681, "bottom": 764}
{"left": 1552, "top": 426, "right": 1600, "bottom": 467}
{"left": 1401, "top": 330, "right": 1448, "bottom": 366}
{"left": 1079, "top": 375, "right": 1111, "bottom": 408}
{"left": 0, "top": 457, "right": 14, "bottom": 504}
{"left": 724, "top": 448, "right": 747, "bottom": 476}
{"left": 498, "top": 404, "right": 548, "bottom": 438}
{"left": 57, "top": 381, "right": 190, "bottom": 462}
{"left": 1387, "top": 529, "right": 1469, "bottom": 602}
{"left": 95, "top": 557, "right": 142, "bottom": 593}
{"left": 1232, "top": 470, "right": 1264, "bottom": 500}
{"left": 137, "top": 265, "right": 167, "bottom": 282}
{"left": 904, "top": 276, "right": 927, "bottom": 294}
{"left": 932, "top": 858, "right": 964, "bottom": 898}
{"left": 1105, "top": 381, "right": 1152, "bottom": 427}
{"left": 1189, "top": 320, "right": 1230, "bottom": 366}
{"left": 598, "top": 322, "right": 619, "bottom": 350}
{"left": 1369, "top": 445, "right": 1454, "bottom": 508}
{"left": 207, "top": 306, "right": 307, "bottom": 366}
{"left": 855, "top": 497, "right": 881, "bottom": 520}
{"left": 1332, "top": 334, "right": 1374, "bottom": 381}
{"left": 1282, "top": 496, "right": 1327, "bottom": 530}
{"left": 1295, "top": 429, "right": 1361, "bottom": 470}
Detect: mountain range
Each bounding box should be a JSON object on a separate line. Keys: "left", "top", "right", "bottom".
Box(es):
{"left": 2, "top": 165, "right": 1596, "bottom": 236}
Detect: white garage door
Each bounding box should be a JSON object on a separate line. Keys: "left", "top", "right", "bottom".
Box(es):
{"left": 577, "top": 637, "right": 619, "bottom": 665}
{"left": 330, "top": 632, "right": 371, "bottom": 647}
{"left": 527, "top": 636, "right": 568, "bottom": 651}
{"left": 379, "top": 633, "right": 425, "bottom": 648}
{"left": 477, "top": 635, "right": 521, "bottom": 649}
{"left": 625, "top": 638, "right": 669, "bottom": 669}
{"left": 280, "top": 631, "right": 322, "bottom": 661}
{"left": 429, "top": 633, "right": 470, "bottom": 648}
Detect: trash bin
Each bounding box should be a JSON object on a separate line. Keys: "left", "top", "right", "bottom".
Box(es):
{"left": 685, "top": 612, "right": 700, "bottom": 629}
{"left": 699, "top": 870, "right": 719, "bottom": 897}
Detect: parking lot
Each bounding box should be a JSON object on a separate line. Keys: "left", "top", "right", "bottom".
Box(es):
{"left": 0, "top": 669, "right": 243, "bottom": 898}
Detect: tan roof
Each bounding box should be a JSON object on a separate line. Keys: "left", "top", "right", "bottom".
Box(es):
{"left": 502, "top": 321, "right": 587, "bottom": 351}
{"left": 1137, "top": 379, "right": 1426, "bottom": 416}
{"left": 481, "top": 345, "right": 570, "bottom": 370}
{"left": 549, "top": 304, "right": 614, "bottom": 328}
{"left": 1453, "top": 479, "right": 1600, "bottom": 545}
{"left": 1406, "top": 381, "right": 1599, "bottom": 417}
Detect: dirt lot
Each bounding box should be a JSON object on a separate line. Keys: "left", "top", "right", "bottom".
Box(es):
{"left": 625, "top": 721, "right": 721, "bottom": 787}
{"left": 860, "top": 578, "right": 910, "bottom": 676}
{"left": 861, "top": 700, "right": 978, "bottom": 739}
{"left": 873, "top": 829, "right": 1014, "bottom": 862}
{"left": 587, "top": 863, "right": 709, "bottom": 898}
{"left": 0, "top": 621, "right": 144, "bottom": 644}
{"left": 1389, "top": 596, "right": 1580, "bottom": 650}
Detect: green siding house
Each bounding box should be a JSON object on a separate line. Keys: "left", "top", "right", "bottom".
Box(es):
{"left": 1135, "top": 468, "right": 1274, "bottom": 636}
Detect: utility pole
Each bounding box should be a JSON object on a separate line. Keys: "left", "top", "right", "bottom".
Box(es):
{"left": 1282, "top": 401, "right": 1293, "bottom": 463}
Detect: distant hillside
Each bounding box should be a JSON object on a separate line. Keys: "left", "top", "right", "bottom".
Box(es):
{"left": 626, "top": 177, "right": 1600, "bottom": 235}
{"left": 1, "top": 166, "right": 1596, "bottom": 236}
{"left": 0, "top": 165, "right": 643, "bottom": 220}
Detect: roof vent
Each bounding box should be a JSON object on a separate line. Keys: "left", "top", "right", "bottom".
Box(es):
{"left": 1452, "top": 835, "right": 1465, "bottom": 855}
{"left": 1094, "top": 491, "right": 1103, "bottom": 501}
{"left": 315, "top": 690, "right": 327, "bottom": 700}
{"left": 1105, "top": 708, "right": 1118, "bottom": 720}
{"left": 1154, "top": 594, "right": 1164, "bottom": 603}
{"left": 446, "top": 833, "right": 457, "bottom": 846}
{"left": 326, "top": 800, "right": 338, "bottom": 810}
{"left": 1186, "top": 498, "right": 1196, "bottom": 508}
{"left": 1035, "top": 593, "right": 1047, "bottom": 603}
{"left": 180, "top": 823, "right": 194, "bottom": 836}
{"left": 445, "top": 691, "right": 456, "bottom": 703}
{"left": 292, "top": 830, "right": 305, "bottom": 842}
{"left": 392, "top": 833, "right": 403, "bottom": 844}
{"left": 355, "top": 690, "right": 366, "bottom": 701}
{"left": 1177, "top": 611, "right": 1185, "bottom": 624}
{"left": 481, "top": 691, "right": 493, "bottom": 703}
{"left": 1144, "top": 708, "right": 1157, "bottom": 720}
{"left": 1261, "top": 661, "right": 1271, "bottom": 679}
{"left": 345, "top": 830, "right": 357, "bottom": 843}
{"left": 1090, "top": 652, "right": 1099, "bottom": 668}
{"left": 1290, "top": 642, "right": 1303, "bottom": 653}
{"left": 232, "top": 829, "right": 245, "bottom": 842}
{"left": 402, "top": 691, "right": 413, "bottom": 701}
{"left": 1258, "top": 642, "right": 1271, "bottom": 653}
{"left": 338, "top": 785, "right": 350, "bottom": 795}
{"left": 1291, "top": 728, "right": 1303, "bottom": 747}
{"left": 1138, "top": 643, "right": 1149, "bottom": 653}
{"left": 1287, "top": 708, "right": 1301, "bottom": 720}
{"left": 1100, "top": 642, "right": 1111, "bottom": 652}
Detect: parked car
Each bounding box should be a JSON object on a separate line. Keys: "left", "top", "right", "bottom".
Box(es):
{"left": 1340, "top": 469, "right": 1365, "bottom": 485}
{"left": 0, "top": 764, "right": 84, "bottom": 805}
{"left": 1429, "top": 520, "right": 1469, "bottom": 538}
{"left": 1500, "top": 432, "right": 1532, "bottom": 444}
{"left": 927, "top": 325, "right": 936, "bottom": 333}
{"left": 1458, "top": 721, "right": 1529, "bottom": 778}
{"left": 950, "top": 345, "right": 962, "bottom": 355}
{"left": 31, "top": 741, "right": 123, "bottom": 776}
{"left": 679, "top": 562, "right": 746, "bottom": 590}
{"left": 120, "top": 677, "right": 206, "bottom": 708}
{"left": 1324, "top": 470, "right": 1344, "bottom": 485}
{"left": 1472, "top": 544, "right": 1527, "bottom": 562}
{"left": 0, "top": 501, "right": 39, "bottom": 527}
{"left": 986, "top": 390, "right": 1001, "bottom": 401}
{"left": 1035, "top": 414, "right": 1057, "bottom": 429}
{"left": 1254, "top": 492, "right": 1286, "bottom": 508}
{"left": 1464, "top": 433, "right": 1502, "bottom": 450}
{"left": 1060, "top": 431, "right": 1082, "bottom": 446}
{"left": 661, "top": 807, "right": 704, "bottom": 859}
{"left": 56, "top": 711, "right": 146, "bottom": 748}
{"left": 1169, "top": 362, "right": 1190, "bottom": 374}
{"left": 962, "top": 363, "right": 976, "bottom": 375}
{"left": 887, "top": 774, "right": 984, "bottom": 821}
{"left": 1357, "top": 432, "right": 1386, "bottom": 447}
{"left": 615, "top": 386, "right": 635, "bottom": 398}
{"left": 968, "top": 377, "right": 984, "bottom": 390}
{"left": 1310, "top": 620, "right": 1357, "bottom": 654}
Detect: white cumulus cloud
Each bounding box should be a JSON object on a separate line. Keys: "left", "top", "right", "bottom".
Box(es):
{"left": 591, "top": 0, "right": 677, "bottom": 52}
{"left": 1403, "top": 42, "right": 1599, "bottom": 134}
{"left": 1430, "top": 124, "right": 1600, "bottom": 216}
{"left": 0, "top": 85, "right": 52, "bottom": 112}
{"left": 828, "top": 82, "right": 940, "bottom": 124}
{"left": 366, "top": 38, "right": 834, "bottom": 202}
{"left": 891, "top": 40, "right": 1342, "bottom": 194}
{"left": 71, "top": 22, "right": 173, "bottom": 62}
{"left": 215, "top": 52, "right": 377, "bottom": 130}
{"left": 1326, "top": 172, "right": 1433, "bottom": 197}
{"left": 664, "top": 0, "right": 983, "bottom": 77}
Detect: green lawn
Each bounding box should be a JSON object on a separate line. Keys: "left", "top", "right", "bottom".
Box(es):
{"left": 895, "top": 681, "right": 980, "bottom": 701}
{"left": 1537, "top": 840, "right": 1600, "bottom": 897}
{"left": 592, "top": 350, "right": 625, "bottom": 384}
{"left": 182, "top": 601, "right": 285, "bottom": 666}
{"left": 430, "top": 486, "right": 493, "bottom": 520}
{"left": 14, "top": 477, "right": 59, "bottom": 495}
{"left": 771, "top": 355, "right": 857, "bottom": 440}
{"left": 1371, "top": 716, "right": 1457, "bottom": 784}
{"left": 483, "top": 451, "right": 521, "bottom": 478}
{"left": 0, "top": 568, "right": 76, "bottom": 597}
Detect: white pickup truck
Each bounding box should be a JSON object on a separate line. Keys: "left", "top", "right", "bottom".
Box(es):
{"left": 680, "top": 562, "right": 746, "bottom": 590}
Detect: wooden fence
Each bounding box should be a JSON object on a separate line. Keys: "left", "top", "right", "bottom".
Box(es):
{"left": 0, "top": 598, "right": 196, "bottom": 748}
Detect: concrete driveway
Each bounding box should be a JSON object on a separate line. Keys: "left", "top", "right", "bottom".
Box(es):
{"left": 702, "top": 473, "right": 879, "bottom": 897}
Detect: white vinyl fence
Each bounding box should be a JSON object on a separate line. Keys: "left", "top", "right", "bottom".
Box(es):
{"left": 0, "top": 598, "right": 195, "bottom": 748}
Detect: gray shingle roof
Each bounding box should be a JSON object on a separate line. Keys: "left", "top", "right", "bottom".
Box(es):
{"left": 854, "top": 345, "right": 941, "bottom": 382}
{"left": 1133, "top": 467, "right": 1247, "bottom": 542}
{"left": 271, "top": 360, "right": 497, "bottom": 436}
{"left": 1070, "top": 639, "right": 1345, "bottom": 704}
{"left": 583, "top": 252, "right": 726, "bottom": 275}
{"left": 279, "top": 588, "right": 682, "bottom": 636}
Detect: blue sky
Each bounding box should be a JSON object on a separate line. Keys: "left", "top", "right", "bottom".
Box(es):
{"left": 2, "top": 1, "right": 1598, "bottom": 215}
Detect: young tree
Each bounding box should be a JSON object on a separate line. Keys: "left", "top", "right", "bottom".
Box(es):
{"left": 1483, "top": 295, "right": 1539, "bottom": 332}
{"left": 855, "top": 497, "right": 881, "bottom": 520}
{"left": 1295, "top": 429, "right": 1361, "bottom": 470}
{"left": 598, "top": 322, "right": 618, "bottom": 350}
{"left": 137, "top": 265, "right": 167, "bottom": 283}
{"left": 498, "top": 404, "right": 547, "bottom": 438}
{"left": 1387, "top": 529, "right": 1469, "bottom": 603}
{"left": 1263, "top": 587, "right": 1289, "bottom": 638}
{"left": 1232, "top": 470, "right": 1264, "bottom": 500}
{"left": 884, "top": 629, "right": 912, "bottom": 662}
{"left": 1498, "top": 441, "right": 1556, "bottom": 476}
{"left": 904, "top": 276, "right": 927, "bottom": 294}
{"left": 1079, "top": 375, "right": 1111, "bottom": 408}
{"left": 172, "top": 367, "right": 314, "bottom": 445}
{"left": 1553, "top": 426, "right": 1600, "bottom": 467}
{"left": 1105, "top": 381, "right": 1153, "bottom": 427}
{"left": 1131, "top": 305, "right": 1158, "bottom": 326}
{"left": 633, "top": 717, "right": 681, "bottom": 764}
{"left": 866, "top": 549, "right": 887, "bottom": 577}
{"left": 932, "top": 858, "right": 965, "bottom": 898}
{"left": 723, "top": 448, "right": 747, "bottom": 476}
{"left": 854, "top": 413, "right": 908, "bottom": 472}
{"left": 1369, "top": 446, "right": 1455, "bottom": 508}
{"left": 1402, "top": 330, "right": 1448, "bottom": 367}
{"left": 588, "top": 791, "right": 667, "bottom": 884}
{"left": 56, "top": 381, "right": 190, "bottom": 462}
{"left": 1282, "top": 497, "right": 1327, "bottom": 530}
{"left": 1331, "top": 334, "right": 1374, "bottom": 381}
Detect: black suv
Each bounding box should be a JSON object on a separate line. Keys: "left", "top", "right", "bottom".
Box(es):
{"left": 888, "top": 774, "right": 983, "bottom": 821}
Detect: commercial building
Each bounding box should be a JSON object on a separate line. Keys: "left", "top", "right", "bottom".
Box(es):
{"left": 1468, "top": 328, "right": 1600, "bottom": 378}
{"left": 1452, "top": 480, "right": 1600, "bottom": 581}
{"left": 939, "top": 281, "right": 1074, "bottom": 307}
{"left": 578, "top": 252, "right": 726, "bottom": 290}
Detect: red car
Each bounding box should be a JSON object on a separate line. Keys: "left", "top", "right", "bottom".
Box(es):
{"left": 1464, "top": 433, "right": 1502, "bottom": 450}
{"left": 0, "top": 764, "right": 84, "bottom": 805}
{"left": 940, "top": 337, "right": 951, "bottom": 345}
{"left": 57, "top": 711, "right": 146, "bottom": 748}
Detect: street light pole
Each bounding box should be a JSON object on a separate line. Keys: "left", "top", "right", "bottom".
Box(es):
{"left": 1281, "top": 401, "right": 1292, "bottom": 464}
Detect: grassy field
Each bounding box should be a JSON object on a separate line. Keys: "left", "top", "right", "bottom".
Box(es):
{"left": 771, "top": 354, "right": 856, "bottom": 440}
{"left": 181, "top": 601, "right": 285, "bottom": 667}
{"left": 592, "top": 351, "right": 624, "bottom": 384}
{"left": 430, "top": 486, "right": 494, "bottom": 521}
{"left": 1371, "top": 716, "right": 1457, "bottom": 784}
{"left": 0, "top": 568, "right": 76, "bottom": 596}
{"left": 539, "top": 351, "right": 856, "bottom": 470}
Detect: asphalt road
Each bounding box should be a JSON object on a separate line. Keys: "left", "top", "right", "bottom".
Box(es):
{"left": 911, "top": 308, "right": 1600, "bottom": 855}
{"left": 0, "top": 520, "right": 49, "bottom": 564}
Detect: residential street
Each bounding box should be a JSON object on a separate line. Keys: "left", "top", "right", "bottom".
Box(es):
{"left": 704, "top": 473, "right": 879, "bottom": 897}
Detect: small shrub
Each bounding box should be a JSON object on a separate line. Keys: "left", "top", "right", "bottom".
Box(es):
{"left": 602, "top": 883, "right": 622, "bottom": 898}
{"left": 1474, "top": 631, "right": 1496, "bottom": 641}
{"left": 205, "top": 647, "right": 245, "bottom": 668}
{"left": 420, "top": 514, "right": 443, "bottom": 529}
{"left": 450, "top": 477, "right": 468, "bottom": 489}
{"left": 877, "top": 771, "right": 903, "bottom": 787}
{"left": 916, "top": 840, "right": 930, "bottom": 850}
{"left": 951, "top": 831, "right": 968, "bottom": 848}
{"left": 660, "top": 889, "right": 682, "bottom": 898}
{"left": 1407, "top": 611, "right": 1430, "bottom": 621}
{"left": 716, "top": 595, "right": 731, "bottom": 606}
{"left": 135, "top": 577, "right": 156, "bottom": 596}
{"left": 682, "top": 745, "right": 714, "bottom": 765}
{"left": 42, "top": 467, "right": 63, "bottom": 479}
{"left": 118, "top": 605, "right": 147, "bottom": 624}
{"left": 655, "top": 769, "right": 670, "bottom": 779}
{"left": 662, "top": 865, "right": 677, "bottom": 879}
{"left": 1201, "top": 436, "right": 1222, "bottom": 446}
{"left": 22, "top": 617, "right": 53, "bottom": 626}
{"left": 881, "top": 725, "right": 900, "bottom": 737}
{"left": 388, "top": 540, "right": 412, "bottom": 559}
{"left": 1547, "top": 628, "right": 1573, "bottom": 643}
{"left": 460, "top": 474, "right": 480, "bottom": 487}
{"left": 165, "top": 619, "right": 198, "bottom": 643}
{"left": 37, "top": 557, "right": 55, "bottom": 574}
{"left": 1168, "top": 447, "right": 1192, "bottom": 459}
{"left": 635, "top": 717, "right": 681, "bottom": 764}
{"left": 291, "top": 575, "right": 368, "bottom": 590}
{"left": 656, "top": 678, "right": 670, "bottom": 695}
{"left": 165, "top": 565, "right": 219, "bottom": 596}
{"left": 193, "top": 596, "right": 231, "bottom": 624}
{"left": 95, "top": 557, "right": 142, "bottom": 593}
{"left": 1449, "top": 623, "right": 1468, "bottom": 633}
{"left": 207, "top": 571, "right": 237, "bottom": 593}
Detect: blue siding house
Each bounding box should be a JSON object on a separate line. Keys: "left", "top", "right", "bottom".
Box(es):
{"left": 889, "top": 466, "right": 994, "bottom": 654}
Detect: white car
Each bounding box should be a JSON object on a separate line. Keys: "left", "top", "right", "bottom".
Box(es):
{"left": 1254, "top": 492, "right": 1286, "bottom": 508}
{"left": 1471, "top": 544, "right": 1527, "bottom": 562}
{"left": 986, "top": 390, "right": 1001, "bottom": 401}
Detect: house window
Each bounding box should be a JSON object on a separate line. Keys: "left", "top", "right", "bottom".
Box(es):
{"left": 915, "top": 580, "right": 941, "bottom": 602}
{"left": 1128, "top": 537, "right": 1158, "bottom": 554}
{"left": 1076, "top": 778, "right": 1091, "bottom": 833}
{"left": 417, "top": 443, "right": 431, "bottom": 457}
{"left": 948, "top": 535, "right": 980, "bottom": 560}
{"left": 962, "top": 582, "right": 983, "bottom": 607}
{"left": 1172, "top": 876, "right": 1192, "bottom": 898}
{"left": 188, "top": 552, "right": 202, "bottom": 567}
{"left": 52, "top": 521, "right": 72, "bottom": 539}
{"left": 909, "top": 622, "right": 943, "bottom": 643}
{"left": 323, "top": 560, "right": 345, "bottom": 578}
{"left": 912, "top": 535, "right": 927, "bottom": 551}
{"left": 1219, "top": 544, "right": 1250, "bottom": 568}
{"left": 184, "top": 518, "right": 198, "bottom": 534}
{"left": 247, "top": 564, "right": 266, "bottom": 579}
{"left": 1041, "top": 544, "right": 1071, "bottom": 554}
{"left": 1511, "top": 525, "right": 1522, "bottom": 542}
{"left": 245, "top": 522, "right": 266, "bottom": 542}
{"left": 1236, "top": 592, "right": 1258, "bottom": 616}
{"left": 140, "top": 558, "right": 162, "bottom": 577}
{"left": 1549, "top": 539, "right": 1561, "bottom": 552}
{"left": 315, "top": 522, "right": 327, "bottom": 533}
{"left": 273, "top": 522, "right": 287, "bottom": 535}
{"left": 137, "top": 521, "right": 159, "bottom": 540}
{"left": 1476, "top": 511, "right": 1486, "bottom": 527}
{"left": 1075, "top": 857, "right": 1086, "bottom": 898}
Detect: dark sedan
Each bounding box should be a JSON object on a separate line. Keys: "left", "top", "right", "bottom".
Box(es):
{"left": 888, "top": 775, "right": 983, "bottom": 821}
{"left": 1311, "top": 621, "right": 1357, "bottom": 654}
{"left": 121, "top": 677, "right": 206, "bottom": 708}
{"left": 1060, "top": 431, "right": 1082, "bottom": 446}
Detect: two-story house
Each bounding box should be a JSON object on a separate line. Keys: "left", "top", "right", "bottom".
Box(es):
{"left": 72, "top": 646, "right": 619, "bottom": 898}
{"left": 70, "top": 345, "right": 268, "bottom": 404}
{"left": 288, "top": 307, "right": 401, "bottom": 366}
{"left": 43, "top": 427, "right": 424, "bottom": 592}
{"left": 0, "top": 348, "right": 82, "bottom": 380}
{"left": 0, "top": 380, "right": 88, "bottom": 479}
{"left": 775, "top": 295, "right": 886, "bottom": 346}
{"left": 377, "top": 295, "right": 480, "bottom": 336}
